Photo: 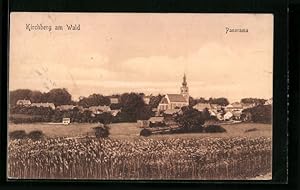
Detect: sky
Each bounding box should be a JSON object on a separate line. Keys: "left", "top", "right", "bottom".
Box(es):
{"left": 9, "top": 13, "right": 273, "bottom": 102}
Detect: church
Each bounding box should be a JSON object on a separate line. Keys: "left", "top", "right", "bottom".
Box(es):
{"left": 157, "top": 74, "right": 189, "bottom": 112}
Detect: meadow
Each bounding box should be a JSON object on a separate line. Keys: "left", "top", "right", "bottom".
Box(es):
{"left": 8, "top": 122, "right": 272, "bottom": 180}
{"left": 8, "top": 122, "right": 272, "bottom": 139}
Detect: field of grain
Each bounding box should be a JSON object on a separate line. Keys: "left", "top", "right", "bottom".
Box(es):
{"left": 8, "top": 136, "right": 271, "bottom": 180}
{"left": 8, "top": 122, "right": 272, "bottom": 180}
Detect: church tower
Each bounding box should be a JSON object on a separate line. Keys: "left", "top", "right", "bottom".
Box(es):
{"left": 180, "top": 73, "right": 189, "bottom": 103}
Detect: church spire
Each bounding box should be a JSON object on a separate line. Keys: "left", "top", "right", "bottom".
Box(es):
{"left": 180, "top": 73, "right": 189, "bottom": 103}
{"left": 182, "top": 73, "right": 187, "bottom": 86}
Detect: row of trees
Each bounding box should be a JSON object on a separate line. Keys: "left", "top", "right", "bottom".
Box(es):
{"left": 10, "top": 106, "right": 120, "bottom": 124}
{"left": 10, "top": 88, "right": 268, "bottom": 108}
{"left": 240, "top": 98, "right": 267, "bottom": 105}
{"left": 189, "top": 97, "right": 230, "bottom": 107}
{"left": 189, "top": 97, "right": 269, "bottom": 107}
{"left": 10, "top": 88, "right": 72, "bottom": 106}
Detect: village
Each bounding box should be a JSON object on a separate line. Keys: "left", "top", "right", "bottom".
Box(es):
{"left": 11, "top": 74, "right": 272, "bottom": 136}
{"left": 8, "top": 73, "right": 273, "bottom": 179}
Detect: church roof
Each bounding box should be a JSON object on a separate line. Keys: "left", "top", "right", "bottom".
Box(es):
{"left": 167, "top": 94, "right": 187, "bottom": 102}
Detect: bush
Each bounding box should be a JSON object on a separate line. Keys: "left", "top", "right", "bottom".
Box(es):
{"left": 175, "top": 107, "right": 206, "bottom": 131}
{"left": 140, "top": 129, "right": 152, "bottom": 137}
{"left": 203, "top": 125, "right": 226, "bottom": 133}
{"left": 9, "top": 130, "right": 27, "bottom": 140}
{"left": 28, "top": 130, "right": 44, "bottom": 141}
{"left": 94, "top": 125, "right": 109, "bottom": 138}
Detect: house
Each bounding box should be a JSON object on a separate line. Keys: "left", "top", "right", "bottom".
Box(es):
{"left": 226, "top": 102, "right": 243, "bottom": 112}
{"left": 224, "top": 111, "right": 233, "bottom": 120}
{"left": 162, "top": 109, "right": 181, "bottom": 124}
{"left": 62, "top": 118, "right": 71, "bottom": 125}
{"left": 193, "top": 103, "right": 212, "bottom": 112}
{"left": 137, "top": 120, "right": 150, "bottom": 128}
{"left": 216, "top": 113, "right": 224, "bottom": 121}
{"left": 157, "top": 74, "right": 189, "bottom": 112}
{"left": 30, "top": 102, "right": 55, "bottom": 110}
{"left": 143, "top": 96, "right": 151, "bottom": 105}
{"left": 208, "top": 109, "right": 217, "bottom": 117}
{"left": 56, "top": 105, "right": 75, "bottom": 111}
{"left": 148, "top": 116, "right": 165, "bottom": 127}
{"left": 210, "top": 104, "right": 223, "bottom": 111}
{"left": 16, "top": 99, "right": 31, "bottom": 106}
{"left": 148, "top": 116, "right": 164, "bottom": 124}
{"left": 232, "top": 110, "right": 242, "bottom": 120}
{"left": 110, "top": 97, "right": 119, "bottom": 104}
{"left": 89, "top": 105, "right": 111, "bottom": 114}
{"left": 110, "top": 109, "right": 121, "bottom": 117}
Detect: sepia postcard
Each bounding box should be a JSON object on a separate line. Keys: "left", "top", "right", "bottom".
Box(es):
{"left": 8, "top": 12, "right": 273, "bottom": 180}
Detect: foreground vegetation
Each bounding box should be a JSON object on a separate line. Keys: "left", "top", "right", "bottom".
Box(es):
{"left": 8, "top": 136, "right": 271, "bottom": 179}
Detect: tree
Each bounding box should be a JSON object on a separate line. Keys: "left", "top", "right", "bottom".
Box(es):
{"left": 46, "top": 88, "right": 72, "bottom": 106}
{"left": 241, "top": 98, "right": 267, "bottom": 105}
{"left": 29, "top": 90, "right": 43, "bottom": 103}
{"left": 10, "top": 89, "right": 32, "bottom": 105}
{"left": 242, "top": 105, "right": 271, "bottom": 124}
{"left": 110, "top": 103, "right": 122, "bottom": 110}
{"left": 189, "top": 97, "right": 197, "bottom": 107}
{"left": 96, "top": 112, "right": 113, "bottom": 124}
{"left": 78, "top": 94, "right": 110, "bottom": 108}
{"left": 149, "top": 94, "right": 163, "bottom": 109}
{"left": 208, "top": 97, "right": 229, "bottom": 106}
{"left": 119, "top": 93, "right": 149, "bottom": 122}
{"left": 194, "top": 97, "right": 208, "bottom": 104}
{"left": 94, "top": 125, "right": 110, "bottom": 138}
{"left": 175, "top": 107, "right": 206, "bottom": 132}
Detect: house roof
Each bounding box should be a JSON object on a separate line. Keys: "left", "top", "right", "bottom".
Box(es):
{"left": 89, "top": 105, "right": 111, "bottom": 112}
{"left": 57, "top": 105, "right": 75, "bottom": 110}
{"left": 17, "top": 99, "right": 31, "bottom": 104}
{"left": 193, "top": 103, "right": 212, "bottom": 111}
{"left": 167, "top": 94, "right": 186, "bottom": 103}
{"left": 31, "top": 102, "right": 55, "bottom": 108}
{"left": 109, "top": 97, "right": 119, "bottom": 104}
{"left": 224, "top": 111, "right": 233, "bottom": 119}
{"left": 229, "top": 102, "right": 243, "bottom": 108}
